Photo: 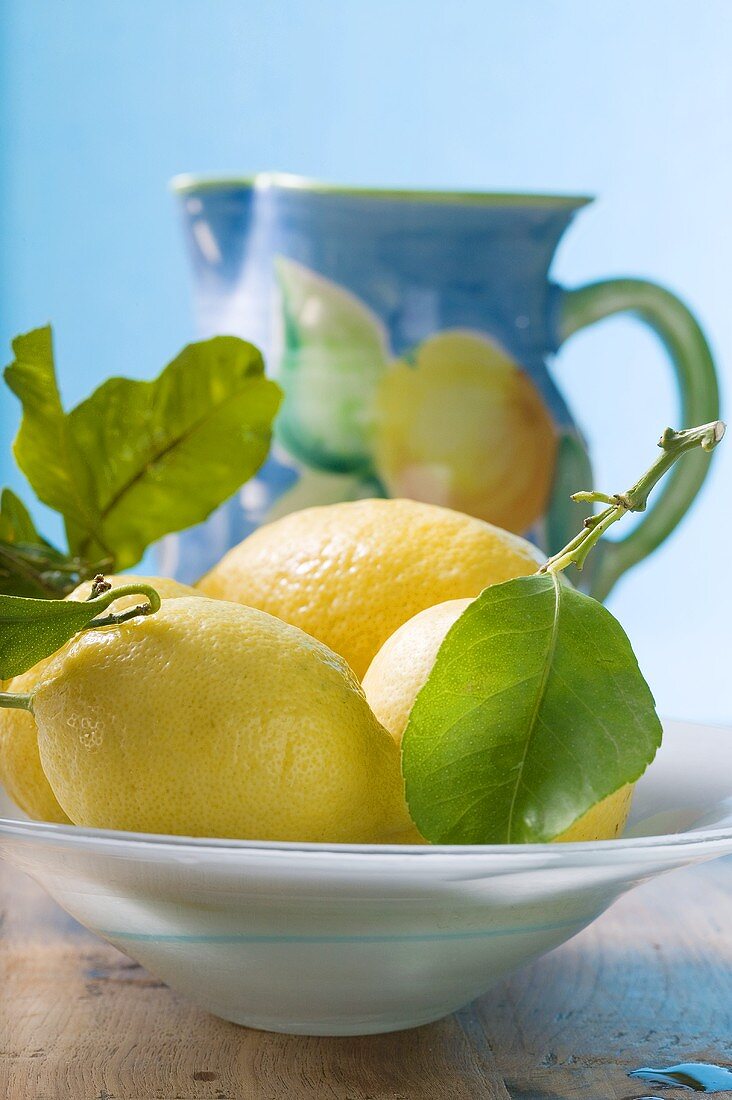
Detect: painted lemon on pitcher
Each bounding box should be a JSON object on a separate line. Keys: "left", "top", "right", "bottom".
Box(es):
{"left": 275, "top": 261, "right": 560, "bottom": 536}
{"left": 374, "top": 330, "right": 558, "bottom": 534}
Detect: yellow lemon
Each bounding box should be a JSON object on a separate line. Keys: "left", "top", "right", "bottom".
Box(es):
{"left": 363, "top": 598, "right": 634, "bottom": 843}
{"left": 199, "top": 498, "right": 543, "bottom": 679}
{"left": 31, "top": 596, "right": 411, "bottom": 843}
{"left": 374, "top": 330, "right": 557, "bottom": 534}
{"left": 555, "top": 784, "right": 633, "bottom": 843}
{"left": 0, "top": 575, "right": 199, "bottom": 822}
{"left": 363, "top": 599, "right": 474, "bottom": 748}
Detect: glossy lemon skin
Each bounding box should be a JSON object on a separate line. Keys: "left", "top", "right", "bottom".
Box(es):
{"left": 199, "top": 498, "right": 543, "bottom": 679}
{"left": 374, "top": 330, "right": 558, "bottom": 534}
{"left": 33, "top": 597, "right": 412, "bottom": 843}
{"left": 554, "top": 783, "right": 634, "bottom": 842}
{"left": 363, "top": 599, "right": 474, "bottom": 748}
{"left": 0, "top": 575, "right": 198, "bottom": 822}
{"left": 363, "top": 597, "right": 635, "bottom": 844}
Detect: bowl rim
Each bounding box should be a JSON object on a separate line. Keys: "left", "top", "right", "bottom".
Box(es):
{"left": 1, "top": 816, "right": 731, "bottom": 858}
{"left": 2, "top": 717, "right": 731, "bottom": 861}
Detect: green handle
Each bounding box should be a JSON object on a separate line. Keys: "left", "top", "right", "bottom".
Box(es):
{"left": 560, "top": 278, "right": 720, "bottom": 601}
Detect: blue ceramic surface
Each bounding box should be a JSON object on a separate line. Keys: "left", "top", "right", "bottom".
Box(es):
{"left": 163, "top": 174, "right": 719, "bottom": 598}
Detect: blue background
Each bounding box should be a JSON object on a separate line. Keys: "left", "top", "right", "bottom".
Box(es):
{"left": 1, "top": 1, "right": 729, "bottom": 721}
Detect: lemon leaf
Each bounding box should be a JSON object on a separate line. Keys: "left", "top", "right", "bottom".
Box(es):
{"left": 0, "top": 540, "right": 94, "bottom": 600}
{"left": 4, "top": 329, "right": 282, "bottom": 573}
{"left": 0, "top": 581, "right": 161, "bottom": 679}
{"left": 0, "top": 489, "right": 94, "bottom": 599}
{"left": 4, "top": 328, "right": 98, "bottom": 536}
{"left": 0, "top": 592, "right": 106, "bottom": 678}
{"left": 0, "top": 488, "right": 43, "bottom": 545}
{"left": 65, "top": 336, "right": 282, "bottom": 568}
{"left": 401, "top": 573, "right": 662, "bottom": 844}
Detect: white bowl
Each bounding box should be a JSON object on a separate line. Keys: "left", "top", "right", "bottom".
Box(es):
{"left": 1, "top": 718, "right": 731, "bottom": 1036}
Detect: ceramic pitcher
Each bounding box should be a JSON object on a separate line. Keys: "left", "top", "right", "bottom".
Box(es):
{"left": 164, "top": 172, "right": 719, "bottom": 599}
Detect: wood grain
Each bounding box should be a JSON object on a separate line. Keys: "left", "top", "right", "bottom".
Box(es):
{"left": 1, "top": 857, "right": 730, "bottom": 1100}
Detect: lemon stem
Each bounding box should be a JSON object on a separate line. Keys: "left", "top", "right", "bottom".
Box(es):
{"left": 81, "top": 581, "right": 162, "bottom": 632}
{"left": 540, "top": 421, "right": 725, "bottom": 577}
{"left": 0, "top": 691, "right": 33, "bottom": 712}
{"left": 0, "top": 581, "right": 162, "bottom": 712}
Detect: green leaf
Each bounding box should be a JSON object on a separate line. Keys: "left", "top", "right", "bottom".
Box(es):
{"left": 4, "top": 328, "right": 98, "bottom": 538}
{"left": 0, "top": 488, "right": 43, "bottom": 544}
{"left": 0, "top": 593, "right": 106, "bottom": 679}
{"left": 0, "top": 581, "right": 161, "bottom": 678}
{"left": 5, "top": 330, "right": 282, "bottom": 573}
{"left": 275, "top": 257, "right": 387, "bottom": 475}
{"left": 402, "top": 573, "right": 662, "bottom": 844}
{"left": 65, "top": 336, "right": 281, "bottom": 568}
{"left": 0, "top": 488, "right": 94, "bottom": 598}
{"left": 0, "top": 540, "right": 93, "bottom": 599}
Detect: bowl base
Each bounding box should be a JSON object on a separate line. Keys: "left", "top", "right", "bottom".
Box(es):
{"left": 209, "top": 1000, "right": 467, "bottom": 1036}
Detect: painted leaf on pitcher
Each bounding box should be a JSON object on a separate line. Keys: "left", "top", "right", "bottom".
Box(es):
{"left": 276, "top": 257, "right": 388, "bottom": 475}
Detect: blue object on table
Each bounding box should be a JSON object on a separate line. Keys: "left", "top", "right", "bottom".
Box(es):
{"left": 162, "top": 173, "right": 719, "bottom": 596}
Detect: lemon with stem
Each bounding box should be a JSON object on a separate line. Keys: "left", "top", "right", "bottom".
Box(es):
{"left": 365, "top": 421, "right": 725, "bottom": 844}
{"left": 0, "top": 575, "right": 200, "bottom": 822}
{"left": 1, "top": 592, "right": 412, "bottom": 843}
{"left": 363, "top": 598, "right": 633, "bottom": 842}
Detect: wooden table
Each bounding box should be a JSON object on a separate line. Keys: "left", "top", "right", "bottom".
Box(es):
{"left": 1, "top": 857, "right": 730, "bottom": 1100}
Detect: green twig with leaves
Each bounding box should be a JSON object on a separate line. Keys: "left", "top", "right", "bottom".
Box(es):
{"left": 0, "top": 578, "right": 162, "bottom": 699}
{"left": 402, "top": 420, "right": 725, "bottom": 845}
{"left": 540, "top": 421, "right": 725, "bottom": 577}
{"left": 0, "top": 326, "right": 282, "bottom": 599}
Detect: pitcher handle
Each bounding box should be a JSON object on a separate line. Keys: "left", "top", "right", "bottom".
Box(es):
{"left": 559, "top": 278, "right": 720, "bottom": 601}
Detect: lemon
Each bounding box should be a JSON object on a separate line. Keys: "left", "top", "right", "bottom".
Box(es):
{"left": 374, "top": 330, "right": 557, "bottom": 534}
{"left": 0, "top": 575, "right": 198, "bottom": 822}
{"left": 555, "top": 784, "right": 633, "bottom": 843}
{"left": 363, "top": 598, "right": 634, "bottom": 843}
{"left": 199, "top": 498, "right": 543, "bottom": 679}
{"left": 363, "top": 599, "right": 474, "bottom": 748}
{"left": 32, "top": 596, "right": 411, "bottom": 843}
